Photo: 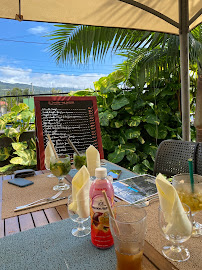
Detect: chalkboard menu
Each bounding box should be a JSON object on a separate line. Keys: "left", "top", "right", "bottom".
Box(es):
{"left": 34, "top": 96, "right": 104, "bottom": 170}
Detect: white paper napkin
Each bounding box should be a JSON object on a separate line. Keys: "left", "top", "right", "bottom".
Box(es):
{"left": 156, "top": 173, "right": 192, "bottom": 236}
{"left": 86, "top": 145, "right": 100, "bottom": 177}
{"left": 69, "top": 165, "right": 90, "bottom": 218}
{"left": 44, "top": 141, "right": 56, "bottom": 169}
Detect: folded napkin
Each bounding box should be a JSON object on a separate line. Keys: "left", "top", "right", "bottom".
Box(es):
{"left": 156, "top": 173, "right": 192, "bottom": 236}
{"left": 69, "top": 165, "right": 90, "bottom": 218}
{"left": 86, "top": 145, "right": 100, "bottom": 176}
{"left": 45, "top": 141, "right": 56, "bottom": 169}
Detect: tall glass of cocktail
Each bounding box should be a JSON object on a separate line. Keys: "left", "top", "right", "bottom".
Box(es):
{"left": 50, "top": 155, "right": 71, "bottom": 191}
{"left": 173, "top": 173, "right": 202, "bottom": 237}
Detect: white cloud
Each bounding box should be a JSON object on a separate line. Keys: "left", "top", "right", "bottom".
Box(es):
{"left": 0, "top": 66, "right": 106, "bottom": 89}
{"left": 28, "top": 26, "right": 49, "bottom": 35}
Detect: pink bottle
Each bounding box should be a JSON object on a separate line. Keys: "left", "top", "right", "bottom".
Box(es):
{"left": 89, "top": 167, "right": 114, "bottom": 249}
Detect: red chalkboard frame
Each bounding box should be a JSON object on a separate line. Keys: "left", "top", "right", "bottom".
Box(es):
{"left": 34, "top": 96, "right": 104, "bottom": 170}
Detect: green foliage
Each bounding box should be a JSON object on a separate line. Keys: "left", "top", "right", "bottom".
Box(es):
{"left": 70, "top": 68, "right": 197, "bottom": 174}
{"left": 4, "top": 88, "right": 33, "bottom": 111}
{"left": 0, "top": 103, "right": 36, "bottom": 173}
{"left": 47, "top": 23, "right": 200, "bottom": 174}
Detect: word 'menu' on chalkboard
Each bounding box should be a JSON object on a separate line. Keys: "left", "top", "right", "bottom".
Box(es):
{"left": 34, "top": 96, "right": 104, "bottom": 170}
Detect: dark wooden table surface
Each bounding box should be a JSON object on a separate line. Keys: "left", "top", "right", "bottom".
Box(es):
{"left": 0, "top": 170, "right": 178, "bottom": 270}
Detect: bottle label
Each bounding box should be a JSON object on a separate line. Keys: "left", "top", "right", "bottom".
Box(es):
{"left": 90, "top": 195, "right": 114, "bottom": 249}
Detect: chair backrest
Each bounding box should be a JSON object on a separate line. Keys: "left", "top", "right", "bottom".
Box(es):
{"left": 153, "top": 139, "right": 198, "bottom": 177}
{"left": 196, "top": 142, "right": 202, "bottom": 175}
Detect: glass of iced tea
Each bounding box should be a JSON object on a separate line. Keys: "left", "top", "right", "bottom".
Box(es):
{"left": 109, "top": 204, "right": 147, "bottom": 270}
{"left": 172, "top": 173, "right": 202, "bottom": 237}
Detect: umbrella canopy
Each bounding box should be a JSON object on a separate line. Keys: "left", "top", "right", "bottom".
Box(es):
{"left": 0, "top": 0, "right": 201, "bottom": 141}
{"left": 0, "top": 0, "right": 201, "bottom": 34}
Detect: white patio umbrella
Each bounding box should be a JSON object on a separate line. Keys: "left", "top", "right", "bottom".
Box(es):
{"left": 0, "top": 0, "right": 201, "bottom": 141}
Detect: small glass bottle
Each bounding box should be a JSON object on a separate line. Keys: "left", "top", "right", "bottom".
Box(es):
{"left": 89, "top": 167, "right": 114, "bottom": 249}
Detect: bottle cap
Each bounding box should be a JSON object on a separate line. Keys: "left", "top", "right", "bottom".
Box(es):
{"left": 95, "top": 167, "right": 107, "bottom": 178}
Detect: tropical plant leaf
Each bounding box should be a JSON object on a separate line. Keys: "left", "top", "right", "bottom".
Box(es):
{"left": 17, "top": 110, "right": 34, "bottom": 122}
{"left": 126, "top": 152, "right": 139, "bottom": 164}
{"left": 99, "top": 110, "right": 117, "bottom": 126}
{"left": 0, "top": 119, "right": 6, "bottom": 130}
{"left": 143, "top": 144, "right": 158, "bottom": 159}
{"left": 0, "top": 147, "right": 11, "bottom": 161}
{"left": 145, "top": 124, "right": 167, "bottom": 139}
{"left": 29, "top": 138, "right": 36, "bottom": 150}
{"left": 132, "top": 164, "right": 147, "bottom": 174}
{"left": 11, "top": 103, "right": 29, "bottom": 113}
{"left": 122, "top": 143, "right": 136, "bottom": 153}
{"left": 145, "top": 114, "right": 160, "bottom": 125}
{"left": 11, "top": 149, "right": 37, "bottom": 166}
{"left": 114, "top": 120, "right": 124, "bottom": 128}
{"left": 128, "top": 116, "right": 141, "bottom": 127}
{"left": 108, "top": 147, "right": 125, "bottom": 163}
{"left": 10, "top": 157, "right": 25, "bottom": 165}
{"left": 12, "top": 142, "right": 28, "bottom": 151}
{"left": 138, "top": 136, "right": 145, "bottom": 144}
{"left": 102, "top": 134, "right": 115, "bottom": 151}
{"left": 0, "top": 164, "right": 15, "bottom": 173}
{"left": 4, "top": 128, "right": 18, "bottom": 138}
{"left": 68, "top": 89, "right": 94, "bottom": 96}
{"left": 125, "top": 128, "right": 141, "bottom": 140}
{"left": 142, "top": 159, "right": 153, "bottom": 171}
{"left": 111, "top": 96, "right": 130, "bottom": 110}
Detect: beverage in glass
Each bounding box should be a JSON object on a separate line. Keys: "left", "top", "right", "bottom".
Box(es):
{"left": 50, "top": 155, "right": 71, "bottom": 191}
{"left": 109, "top": 204, "right": 146, "bottom": 270}
{"left": 73, "top": 152, "right": 87, "bottom": 170}
{"left": 172, "top": 173, "right": 202, "bottom": 237}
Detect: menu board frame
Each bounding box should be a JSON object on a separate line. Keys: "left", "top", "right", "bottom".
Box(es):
{"left": 34, "top": 96, "right": 104, "bottom": 170}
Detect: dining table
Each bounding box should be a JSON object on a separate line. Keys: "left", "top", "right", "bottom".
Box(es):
{"left": 0, "top": 160, "right": 201, "bottom": 270}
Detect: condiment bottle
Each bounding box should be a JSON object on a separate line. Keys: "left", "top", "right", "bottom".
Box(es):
{"left": 89, "top": 167, "right": 114, "bottom": 249}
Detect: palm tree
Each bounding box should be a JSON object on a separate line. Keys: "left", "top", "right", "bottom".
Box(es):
{"left": 47, "top": 24, "right": 202, "bottom": 140}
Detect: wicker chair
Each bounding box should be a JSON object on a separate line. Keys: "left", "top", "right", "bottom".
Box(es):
{"left": 196, "top": 142, "right": 202, "bottom": 175}
{"left": 153, "top": 140, "right": 199, "bottom": 177}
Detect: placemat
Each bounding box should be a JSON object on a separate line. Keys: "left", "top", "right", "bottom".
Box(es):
{"left": 2, "top": 173, "right": 71, "bottom": 219}
{"left": 0, "top": 218, "right": 116, "bottom": 270}
{"left": 146, "top": 201, "right": 202, "bottom": 270}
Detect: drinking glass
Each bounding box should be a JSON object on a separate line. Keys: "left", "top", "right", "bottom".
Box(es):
{"left": 109, "top": 204, "right": 147, "bottom": 270}
{"left": 50, "top": 155, "right": 71, "bottom": 191}
{"left": 44, "top": 162, "right": 54, "bottom": 178}
{"left": 172, "top": 173, "right": 202, "bottom": 237}
{"left": 159, "top": 203, "right": 192, "bottom": 262}
{"left": 73, "top": 152, "right": 87, "bottom": 170}
{"left": 68, "top": 195, "right": 90, "bottom": 237}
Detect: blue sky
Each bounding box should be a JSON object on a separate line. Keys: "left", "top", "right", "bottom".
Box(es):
{"left": 0, "top": 18, "right": 125, "bottom": 90}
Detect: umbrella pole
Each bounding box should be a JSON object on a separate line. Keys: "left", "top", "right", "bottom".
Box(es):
{"left": 179, "top": 0, "right": 190, "bottom": 141}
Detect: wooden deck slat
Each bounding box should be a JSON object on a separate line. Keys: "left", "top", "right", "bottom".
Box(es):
{"left": 18, "top": 213, "right": 35, "bottom": 232}
{"left": 44, "top": 207, "right": 62, "bottom": 223}
{"left": 142, "top": 256, "right": 159, "bottom": 270}
{"left": 144, "top": 241, "right": 178, "bottom": 270}
{"left": 55, "top": 204, "right": 69, "bottom": 220}
{"left": 32, "top": 210, "right": 49, "bottom": 227}
{"left": 5, "top": 217, "right": 20, "bottom": 236}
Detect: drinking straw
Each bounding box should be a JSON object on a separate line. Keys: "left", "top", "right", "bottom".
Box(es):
{"left": 67, "top": 136, "right": 80, "bottom": 156}
{"left": 47, "top": 134, "right": 58, "bottom": 159}
{"left": 188, "top": 158, "right": 194, "bottom": 193}
{"left": 102, "top": 190, "right": 120, "bottom": 235}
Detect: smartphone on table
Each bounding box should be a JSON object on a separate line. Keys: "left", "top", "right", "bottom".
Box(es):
{"left": 107, "top": 170, "right": 122, "bottom": 180}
